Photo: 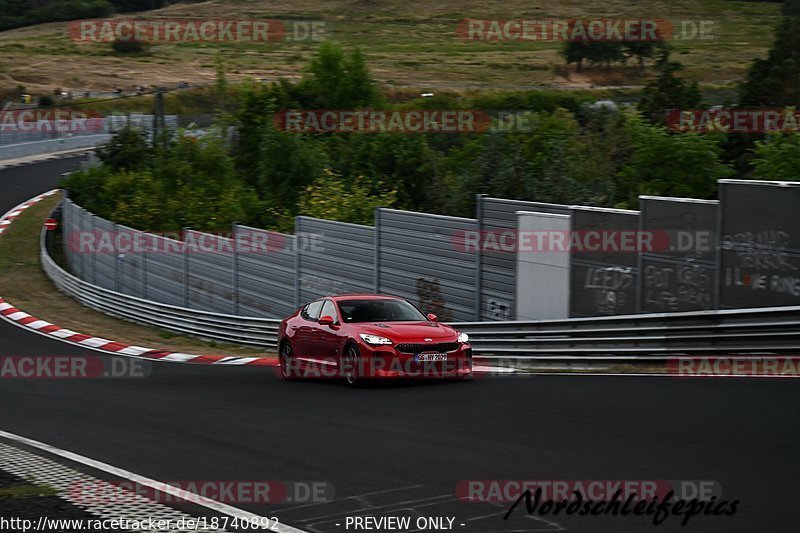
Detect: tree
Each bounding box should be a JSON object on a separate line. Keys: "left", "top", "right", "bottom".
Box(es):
{"left": 625, "top": 42, "right": 660, "bottom": 70}
{"left": 110, "top": 39, "right": 149, "bottom": 55}
{"left": 95, "top": 124, "right": 152, "bottom": 172}
{"left": 750, "top": 133, "right": 800, "bottom": 181}
{"left": 617, "top": 112, "right": 733, "bottom": 207}
{"left": 325, "top": 133, "right": 437, "bottom": 211}
{"left": 62, "top": 130, "right": 260, "bottom": 232}
{"left": 585, "top": 41, "right": 627, "bottom": 69}
{"left": 295, "top": 42, "right": 382, "bottom": 108}
{"left": 567, "top": 107, "right": 634, "bottom": 207}
{"left": 638, "top": 48, "right": 701, "bottom": 125}
{"left": 234, "top": 81, "right": 282, "bottom": 185}
{"left": 561, "top": 41, "right": 588, "bottom": 72}
{"left": 254, "top": 124, "right": 329, "bottom": 230}
{"left": 214, "top": 53, "right": 233, "bottom": 131}
{"left": 740, "top": 15, "right": 800, "bottom": 107}
{"left": 297, "top": 170, "right": 397, "bottom": 225}
{"left": 726, "top": 5, "right": 800, "bottom": 172}
{"left": 785, "top": 0, "right": 800, "bottom": 17}
{"left": 561, "top": 41, "right": 626, "bottom": 70}
{"left": 440, "top": 109, "right": 588, "bottom": 210}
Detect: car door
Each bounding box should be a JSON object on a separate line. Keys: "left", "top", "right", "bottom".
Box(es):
{"left": 293, "top": 300, "right": 323, "bottom": 358}
{"left": 314, "top": 299, "right": 342, "bottom": 363}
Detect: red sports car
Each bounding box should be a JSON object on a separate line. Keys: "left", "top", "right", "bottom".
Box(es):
{"left": 277, "top": 295, "right": 473, "bottom": 384}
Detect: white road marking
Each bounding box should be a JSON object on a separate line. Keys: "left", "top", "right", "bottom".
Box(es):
{"left": 79, "top": 337, "right": 113, "bottom": 348}
{"left": 0, "top": 430, "right": 309, "bottom": 533}
{"left": 48, "top": 328, "right": 80, "bottom": 338}
{"left": 217, "top": 357, "right": 260, "bottom": 365}
{"left": 474, "top": 365, "right": 518, "bottom": 374}
{"left": 25, "top": 320, "right": 52, "bottom": 330}
{"left": 159, "top": 353, "right": 200, "bottom": 362}
{"left": 118, "top": 345, "right": 154, "bottom": 356}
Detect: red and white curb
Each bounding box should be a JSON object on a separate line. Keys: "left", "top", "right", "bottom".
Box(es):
{"left": 0, "top": 298, "right": 275, "bottom": 367}
{"left": 0, "top": 189, "right": 276, "bottom": 367}
{"left": 0, "top": 189, "right": 60, "bottom": 236}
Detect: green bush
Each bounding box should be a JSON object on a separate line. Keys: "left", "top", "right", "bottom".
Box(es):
{"left": 62, "top": 131, "right": 260, "bottom": 232}
{"left": 110, "top": 39, "right": 150, "bottom": 55}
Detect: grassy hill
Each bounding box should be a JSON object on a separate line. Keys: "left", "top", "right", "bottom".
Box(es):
{"left": 0, "top": 0, "right": 782, "bottom": 98}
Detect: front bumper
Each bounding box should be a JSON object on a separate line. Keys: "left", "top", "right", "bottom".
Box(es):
{"left": 356, "top": 344, "right": 473, "bottom": 379}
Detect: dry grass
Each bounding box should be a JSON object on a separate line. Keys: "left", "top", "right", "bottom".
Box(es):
{"left": 0, "top": 0, "right": 781, "bottom": 96}
{"left": 0, "top": 194, "right": 269, "bottom": 357}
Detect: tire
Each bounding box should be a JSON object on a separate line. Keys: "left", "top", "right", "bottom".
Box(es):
{"left": 342, "top": 343, "right": 361, "bottom": 386}
{"left": 279, "top": 341, "right": 297, "bottom": 381}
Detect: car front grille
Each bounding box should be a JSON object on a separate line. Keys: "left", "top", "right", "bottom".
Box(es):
{"left": 394, "top": 342, "right": 461, "bottom": 354}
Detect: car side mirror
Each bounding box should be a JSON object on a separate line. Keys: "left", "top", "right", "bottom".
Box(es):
{"left": 319, "top": 315, "right": 335, "bottom": 326}
{"left": 427, "top": 313, "right": 438, "bottom": 322}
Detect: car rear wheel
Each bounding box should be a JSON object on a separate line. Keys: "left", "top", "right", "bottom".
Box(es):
{"left": 279, "top": 341, "right": 297, "bottom": 381}
{"left": 342, "top": 344, "right": 360, "bottom": 386}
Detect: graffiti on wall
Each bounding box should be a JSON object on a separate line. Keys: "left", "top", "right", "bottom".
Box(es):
{"left": 416, "top": 278, "right": 452, "bottom": 322}
{"left": 722, "top": 230, "right": 800, "bottom": 299}
{"left": 584, "top": 265, "right": 634, "bottom": 315}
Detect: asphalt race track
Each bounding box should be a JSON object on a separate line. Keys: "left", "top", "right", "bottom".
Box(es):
{"left": 1, "top": 159, "right": 799, "bottom": 532}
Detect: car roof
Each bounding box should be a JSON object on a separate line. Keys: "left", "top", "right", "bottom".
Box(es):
{"left": 326, "top": 294, "right": 403, "bottom": 302}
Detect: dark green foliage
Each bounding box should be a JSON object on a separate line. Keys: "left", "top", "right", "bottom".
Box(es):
{"left": 0, "top": 0, "right": 112, "bottom": 31}
{"left": 62, "top": 130, "right": 260, "bottom": 232}
{"left": 0, "top": 0, "right": 201, "bottom": 32}
{"left": 740, "top": 16, "right": 800, "bottom": 107}
{"left": 726, "top": 4, "right": 800, "bottom": 173}
{"left": 110, "top": 39, "right": 149, "bottom": 55}
{"left": 37, "top": 95, "right": 55, "bottom": 107}
{"left": 638, "top": 48, "right": 702, "bottom": 125}
{"left": 294, "top": 42, "right": 383, "bottom": 109}
{"left": 561, "top": 41, "right": 661, "bottom": 71}
{"left": 96, "top": 124, "right": 152, "bottom": 172}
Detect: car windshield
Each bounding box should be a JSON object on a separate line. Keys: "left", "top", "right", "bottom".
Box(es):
{"left": 338, "top": 299, "right": 427, "bottom": 323}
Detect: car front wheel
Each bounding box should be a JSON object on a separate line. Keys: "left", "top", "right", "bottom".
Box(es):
{"left": 279, "top": 341, "right": 297, "bottom": 381}
{"left": 342, "top": 344, "right": 361, "bottom": 386}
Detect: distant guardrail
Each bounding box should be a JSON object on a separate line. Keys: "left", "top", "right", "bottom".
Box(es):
{"left": 0, "top": 134, "right": 110, "bottom": 161}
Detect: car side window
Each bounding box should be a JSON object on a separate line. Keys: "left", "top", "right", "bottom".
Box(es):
{"left": 320, "top": 300, "right": 339, "bottom": 323}
{"left": 304, "top": 301, "right": 323, "bottom": 321}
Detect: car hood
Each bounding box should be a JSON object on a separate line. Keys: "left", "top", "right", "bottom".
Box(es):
{"left": 357, "top": 321, "right": 457, "bottom": 341}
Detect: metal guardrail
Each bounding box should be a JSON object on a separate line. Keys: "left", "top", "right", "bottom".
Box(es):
{"left": 40, "top": 201, "right": 800, "bottom": 359}
{"left": 455, "top": 306, "right": 800, "bottom": 358}
{"left": 0, "top": 134, "right": 110, "bottom": 161}
{"left": 41, "top": 207, "right": 282, "bottom": 350}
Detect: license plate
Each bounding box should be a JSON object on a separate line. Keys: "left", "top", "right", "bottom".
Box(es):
{"left": 415, "top": 353, "right": 448, "bottom": 362}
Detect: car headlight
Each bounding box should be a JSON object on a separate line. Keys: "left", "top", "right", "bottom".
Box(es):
{"left": 359, "top": 333, "right": 394, "bottom": 346}
{"left": 458, "top": 332, "right": 469, "bottom": 343}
